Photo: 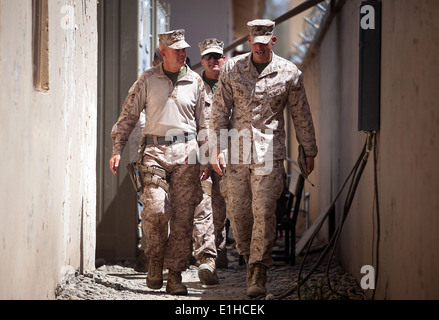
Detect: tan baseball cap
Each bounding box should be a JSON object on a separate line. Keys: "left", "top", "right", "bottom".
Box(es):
{"left": 198, "top": 38, "right": 224, "bottom": 56}
{"left": 247, "top": 19, "right": 275, "bottom": 44}
{"left": 158, "top": 29, "right": 191, "bottom": 49}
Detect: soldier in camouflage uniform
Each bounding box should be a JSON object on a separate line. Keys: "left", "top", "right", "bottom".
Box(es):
{"left": 109, "top": 29, "right": 209, "bottom": 296}
{"left": 209, "top": 19, "right": 318, "bottom": 298}
{"left": 133, "top": 48, "right": 164, "bottom": 273}
{"left": 192, "top": 38, "right": 228, "bottom": 285}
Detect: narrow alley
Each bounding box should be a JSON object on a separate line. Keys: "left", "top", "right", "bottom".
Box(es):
{"left": 3, "top": 0, "right": 439, "bottom": 301}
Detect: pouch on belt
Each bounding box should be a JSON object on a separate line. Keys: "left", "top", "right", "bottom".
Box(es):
{"left": 126, "top": 163, "right": 144, "bottom": 193}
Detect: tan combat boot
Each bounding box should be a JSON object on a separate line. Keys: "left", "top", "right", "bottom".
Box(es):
{"left": 166, "top": 270, "right": 188, "bottom": 295}
{"left": 146, "top": 259, "right": 163, "bottom": 289}
{"left": 198, "top": 254, "right": 219, "bottom": 285}
{"left": 247, "top": 263, "right": 267, "bottom": 298}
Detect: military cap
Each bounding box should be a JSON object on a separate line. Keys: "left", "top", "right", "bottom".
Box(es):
{"left": 198, "top": 38, "right": 224, "bottom": 56}
{"left": 158, "top": 29, "right": 191, "bottom": 49}
{"left": 247, "top": 19, "right": 275, "bottom": 44}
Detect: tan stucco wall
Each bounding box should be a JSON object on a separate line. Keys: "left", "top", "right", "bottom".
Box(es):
{"left": 0, "top": 0, "right": 97, "bottom": 299}
{"left": 296, "top": 0, "right": 439, "bottom": 299}
{"left": 376, "top": 0, "right": 439, "bottom": 299}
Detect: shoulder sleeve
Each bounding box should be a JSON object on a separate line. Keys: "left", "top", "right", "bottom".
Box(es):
{"left": 110, "top": 72, "right": 148, "bottom": 155}
{"left": 288, "top": 72, "right": 318, "bottom": 157}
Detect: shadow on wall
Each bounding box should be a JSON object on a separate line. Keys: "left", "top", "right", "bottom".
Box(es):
{"left": 96, "top": 175, "right": 138, "bottom": 265}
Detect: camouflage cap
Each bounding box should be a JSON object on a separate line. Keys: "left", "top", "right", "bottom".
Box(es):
{"left": 158, "top": 29, "right": 191, "bottom": 49}
{"left": 198, "top": 38, "right": 224, "bottom": 56}
{"left": 247, "top": 19, "right": 275, "bottom": 44}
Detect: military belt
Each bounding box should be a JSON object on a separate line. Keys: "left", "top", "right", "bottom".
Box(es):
{"left": 145, "top": 133, "right": 196, "bottom": 145}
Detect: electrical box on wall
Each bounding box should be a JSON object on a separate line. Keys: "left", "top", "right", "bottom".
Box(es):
{"left": 358, "top": 0, "right": 381, "bottom": 131}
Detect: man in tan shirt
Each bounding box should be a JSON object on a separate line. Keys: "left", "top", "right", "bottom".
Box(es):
{"left": 109, "top": 29, "right": 208, "bottom": 295}
{"left": 210, "top": 19, "right": 318, "bottom": 297}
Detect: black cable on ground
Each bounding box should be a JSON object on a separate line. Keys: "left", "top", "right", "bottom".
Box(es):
{"left": 267, "top": 131, "right": 375, "bottom": 300}
{"left": 324, "top": 131, "right": 374, "bottom": 299}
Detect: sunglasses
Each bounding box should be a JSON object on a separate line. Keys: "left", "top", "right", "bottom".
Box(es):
{"left": 202, "top": 53, "right": 224, "bottom": 60}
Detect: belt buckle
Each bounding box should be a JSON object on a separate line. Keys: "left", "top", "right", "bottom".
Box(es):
{"left": 171, "top": 134, "right": 186, "bottom": 144}
{"left": 164, "top": 135, "right": 177, "bottom": 144}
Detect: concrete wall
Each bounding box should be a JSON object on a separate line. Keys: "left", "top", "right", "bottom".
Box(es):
{"left": 0, "top": 0, "right": 97, "bottom": 299}
{"left": 298, "top": 0, "right": 439, "bottom": 299}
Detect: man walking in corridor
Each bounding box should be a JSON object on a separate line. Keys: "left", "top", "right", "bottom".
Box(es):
{"left": 192, "top": 38, "right": 228, "bottom": 286}
{"left": 109, "top": 29, "right": 208, "bottom": 295}
{"left": 209, "top": 19, "right": 318, "bottom": 297}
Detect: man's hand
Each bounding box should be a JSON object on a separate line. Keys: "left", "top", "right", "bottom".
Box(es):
{"left": 109, "top": 154, "right": 121, "bottom": 176}
{"left": 211, "top": 147, "right": 226, "bottom": 176}
{"left": 200, "top": 169, "right": 211, "bottom": 181}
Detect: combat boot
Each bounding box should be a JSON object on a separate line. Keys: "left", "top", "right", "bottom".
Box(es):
{"left": 247, "top": 263, "right": 267, "bottom": 298}
{"left": 198, "top": 254, "right": 219, "bottom": 285}
{"left": 146, "top": 259, "right": 163, "bottom": 289}
{"left": 166, "top": 270, "right": 187, "bottom": 295}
